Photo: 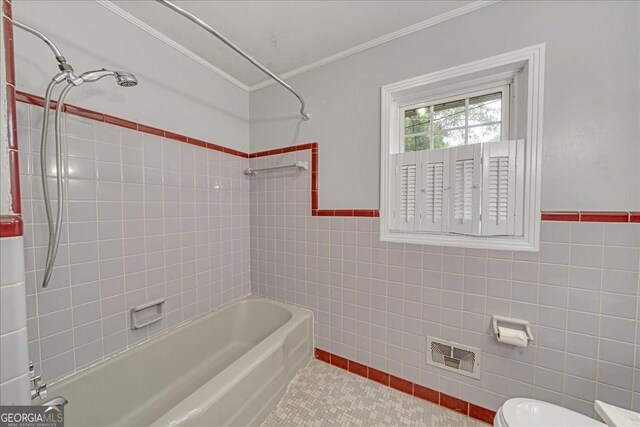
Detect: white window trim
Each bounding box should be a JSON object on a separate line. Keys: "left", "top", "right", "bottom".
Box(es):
{"left": 380, "top": 44, "right": 545, "bottom": 251}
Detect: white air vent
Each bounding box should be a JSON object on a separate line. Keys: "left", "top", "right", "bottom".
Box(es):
{"left": 426, "top": 337, "right": 481, "bottom": 379}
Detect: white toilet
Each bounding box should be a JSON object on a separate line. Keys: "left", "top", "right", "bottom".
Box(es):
{"left": 494, "top": 398, "right": 640, "bottom": 427}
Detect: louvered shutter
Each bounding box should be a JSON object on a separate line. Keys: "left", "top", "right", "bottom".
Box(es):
{"left": 391, "top": 152, "right": 420, "bottom": 231}
{"left": 449, "top": 144, "right": 481, "bottom": 235}
{"left": 481, "top": 139, "right": 524, "bottom": 236}
{"left": 420, "top": 149, "right": 449, "bottom": 232}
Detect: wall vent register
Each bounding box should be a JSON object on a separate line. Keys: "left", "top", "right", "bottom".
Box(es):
{"left": 426, "top": 337, "right": 481, "bottom": 380}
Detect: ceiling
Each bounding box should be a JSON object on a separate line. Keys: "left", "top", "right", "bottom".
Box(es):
{"left": 111, "top": 1, "right": 479, "bottom": 89}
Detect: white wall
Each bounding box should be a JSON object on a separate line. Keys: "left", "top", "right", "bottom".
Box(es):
{"left": 12, "top": 1, "right": 250, "bottom": 152}
{"left": 250, "top": 1, "right": 640, "bottom": 211}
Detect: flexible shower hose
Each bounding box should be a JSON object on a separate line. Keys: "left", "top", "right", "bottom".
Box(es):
{"left": 40, "top": 81, "right": 74, "bottom": 288}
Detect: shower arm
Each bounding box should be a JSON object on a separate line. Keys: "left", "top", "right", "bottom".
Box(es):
{"left": 155, "top": 0, "right": 311, "bottom": 121}
{"left": 12, "top": 20, "right": 74, "bottom": 73}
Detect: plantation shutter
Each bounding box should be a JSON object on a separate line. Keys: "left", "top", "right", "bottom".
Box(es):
{"left": 481, "top": 139, "right": 524, "bottom": 236}
{"left": 449, "top": 144, "right": 481, "bottom": 235}
{"left": 419, "top": 149, "right": 449, "bottom": 232}
{"left": 392, "top": 152, "right": 420, "bottom": 231}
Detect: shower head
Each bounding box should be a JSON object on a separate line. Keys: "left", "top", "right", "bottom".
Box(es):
{"left": 80, "top": 69, "right": 138, "bottom": 87}
{"left": 116, "top": 72, "right": 138, "bottom": 87}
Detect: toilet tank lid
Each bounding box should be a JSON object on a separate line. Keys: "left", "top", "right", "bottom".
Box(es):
{"left": 501, "top": 398, "right": 605, "bottom": 427}
{"left": 594, "top": 400, "right": 640, "bottom": 427}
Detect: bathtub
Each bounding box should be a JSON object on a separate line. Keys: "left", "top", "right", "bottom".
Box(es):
{"left": 34, "top": 296, "right": 313, "bottom": 427}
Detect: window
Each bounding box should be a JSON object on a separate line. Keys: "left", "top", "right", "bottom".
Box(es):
{"left": 403, "top": 90, "right": 507, "bottom": 152}
{"left": 380, "top": 45, "right": 545, "bottom": 251}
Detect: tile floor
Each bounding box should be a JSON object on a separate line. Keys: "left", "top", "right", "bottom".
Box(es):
{"left": 263, "top": 359, "right": 486, "bottom": 427}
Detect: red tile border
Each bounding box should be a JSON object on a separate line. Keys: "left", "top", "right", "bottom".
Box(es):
{"left": 314, "top": 348, "right": 331, "bottom": 364}
{"left": 104, "top": 114, "right": 137, "bottom": 130}
{"left": 0, "top": 215, "right": 23, "bottom": 238}
{"left": 14, "top": 91, "right": 250, "bottom": 159}
{"left": 314, "top": 348, "right": 495, "bottom": 425}
{"left": 470, "top": 403, "right": 498, "bottom": 424}
{"left": 540, "top": 211, "right": 580, "bottom": 222}
{"left": 3, "top": 0, "right": 21, "bottom": 232}
{"left": 330, "top": 354, "right": 349, "bottom": 370}
{"left": 8, "top": 149, "right": 21, "bottom": 214}
{"left": 249, "top": 143, "right": 381, "bottom": 217}
{"left": 440, "top": 393, "right": 469, "bottom": 414}
{"left": 3, "top": 15, "right": 15, "bottom": 87}
{"left": 414, "top": 384, "right": 440, "bottom": 404}
{"left": 164, "top": 130, "right": 188, "bottom": 143}
{"left": 541, "top": 211, "right": 639, "bottom": 223}
{"left": 367, "top": 367, "right": 390, "bottom": 386}
{"left": 347, "top": 360, "right": 368, "bottom": 378}
{"left": 6, "top": 84, "right": 17, "bottom": 150}
{"left": 137, "top": 123, "right": 164, "bottom": 137}
{"left": 65, "top": 104, "right": 104, "bottom": 122}
{"left": 390, "top": 375, "right": 413, "bottom": 395}
{"left": 186, "top": 137, "right": 207, "bottom": 148}
{"left": 12, "top": 92, "right": 640, "bottom": 223}
{"left": 579, "top": 211, "right": 629, "bottom": 222}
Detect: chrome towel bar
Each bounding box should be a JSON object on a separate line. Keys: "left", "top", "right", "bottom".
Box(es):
{"left": 244, "top": 160, "right": 309, "bottom": 176}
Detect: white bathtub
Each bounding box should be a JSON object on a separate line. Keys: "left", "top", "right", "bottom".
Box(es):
{"left": 35, "top": 296, "right": 313, "bottom": 427}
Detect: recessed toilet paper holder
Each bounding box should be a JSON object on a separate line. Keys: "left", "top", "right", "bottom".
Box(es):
{"left": 492, "top": 315, "right": 534, "bottom": 343}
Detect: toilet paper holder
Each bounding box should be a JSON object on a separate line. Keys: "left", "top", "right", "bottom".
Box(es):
{"left": 491, "top": 315, "right": 535, "bottom": 343}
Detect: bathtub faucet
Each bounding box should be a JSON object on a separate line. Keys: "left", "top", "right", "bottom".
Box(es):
{"left": 29, "top": 361, "right": 47, "bottom": 400}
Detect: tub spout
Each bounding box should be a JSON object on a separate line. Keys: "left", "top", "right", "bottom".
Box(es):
{"left": 41, "top": 396, "right": 68, "bottom": 408}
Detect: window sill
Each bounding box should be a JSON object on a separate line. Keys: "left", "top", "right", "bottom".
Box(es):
{"left": 380, "top": 229, "right": 539, "bottom": 251}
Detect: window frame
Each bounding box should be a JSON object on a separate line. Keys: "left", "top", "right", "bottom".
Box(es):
{"left": 380, "top": 44, "right": 545, "bottom": 251}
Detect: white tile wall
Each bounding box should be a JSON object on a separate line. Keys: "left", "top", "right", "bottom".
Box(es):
{"left": 0, "top": 236, "right": 30, "bottom": 404}
{"left": 17, "top": 103, "right": 251, "bottom": 384}
{"left": 250, "top": 151, "right": 640, "bottom": 417}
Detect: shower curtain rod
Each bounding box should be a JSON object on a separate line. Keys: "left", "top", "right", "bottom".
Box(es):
{"left": 155, "top": 0, "right": 311, "bottom": 121}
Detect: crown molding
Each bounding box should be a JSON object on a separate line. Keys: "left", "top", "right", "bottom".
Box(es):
{"left": 96, "top": 0, "right": 499, "bottom": 94}
{"left": 248, "top": 0, "right": 500, "bottom": 91}
{"left": 95, "top": 0, "right": 250, "bottom": 92}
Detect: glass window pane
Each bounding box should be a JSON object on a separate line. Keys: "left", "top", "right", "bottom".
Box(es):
{"left": 404, "top": 135, "right": 430, "bottom": 152}
{"left": 433, "top": 129, "right": 465, "bottom": 149}
{"left": 433, "top": 99, "right": 465, "bottom": 130}
{"left": 468, "top": 124, "right": 501, "bottom": 144}
{"left": 468, "top": 92, "right": 501, "bottom": 126}
{"left": 404, "top": 108, "right": 430, "bottom": 135}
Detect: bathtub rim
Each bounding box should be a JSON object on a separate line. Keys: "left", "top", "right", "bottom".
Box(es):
{"left": 149, "top": 296, "right": 313, "bottom": 426}
{"left": 33, "top": 295, "right": 312, "bottom": 400}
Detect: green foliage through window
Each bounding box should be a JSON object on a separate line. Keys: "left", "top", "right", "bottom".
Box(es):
{"left": 404, "top": 92, "right": 503, "bottom": 152}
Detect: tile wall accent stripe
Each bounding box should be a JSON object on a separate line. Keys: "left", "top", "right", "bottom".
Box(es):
{"left": 314, "top": 348, "right": 495, "bottom": 425}
{"left": 2, "top": 0, "right": 15, "bottom": 88}
{"left": 249, "top": 143, "right": 381, "bottom": 218}
{"left": 0, "top": 215, "right": 22, "bottom": 238}
{"left": 1, "top": 0, "right": 22, "bottom": 240}
{"left": 10, "top": 91, "right": 640, "bottom": 230}
{"left": 540, "top": 211, "right": 580, "bottom": 222}
{"left": 14, "top": 91, "right": 250, "bottom": 159}
{"left": 579, "top": 211, "right": 630, "bottom": 222}
{"left": 250, "top": 144, "right": 638, "bottom": 221}
{"left": 541, "top": 211, "right": 639, "bottom": 223}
